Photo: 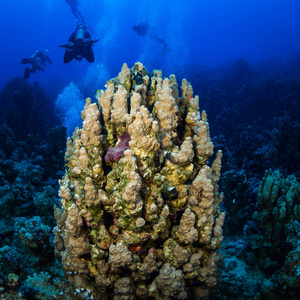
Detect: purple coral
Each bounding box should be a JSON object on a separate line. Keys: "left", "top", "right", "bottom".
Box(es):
{"left": 105, "top": 132, "right": 131, "bottom": 162}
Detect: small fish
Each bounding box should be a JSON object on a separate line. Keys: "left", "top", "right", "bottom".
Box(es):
{"left": 94, "top": 89, "right": 101, "bottom": 99}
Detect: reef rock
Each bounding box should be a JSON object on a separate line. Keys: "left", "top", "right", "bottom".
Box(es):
{"left": 54, "top": 62, "right": 225, "bottom": 299}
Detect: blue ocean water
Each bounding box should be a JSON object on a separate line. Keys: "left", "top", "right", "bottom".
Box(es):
{"left": 1, "top": 0, "right": 299, "bottom": 91}
{"left": 0, "top": 1, "right": 300, "bottom": 299}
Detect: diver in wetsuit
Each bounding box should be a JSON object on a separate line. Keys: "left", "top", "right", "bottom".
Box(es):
{"left": 21, "top": 50, "right": 52, "bottom": 79}
{"left": 59, "top": 23, "right": 99, "bottom": 63}
{"left": 61, "top": 0, "right": 98, "bottom": 63}
{"left": 133, "top": 22, "right": 170, "bottom": 55}
{"left": 65, "top": 0, "right": 85, "bottom": 23}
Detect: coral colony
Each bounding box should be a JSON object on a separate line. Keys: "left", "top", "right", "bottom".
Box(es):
{"left": 54, "top": 62, "right": 225, "bottom": 299}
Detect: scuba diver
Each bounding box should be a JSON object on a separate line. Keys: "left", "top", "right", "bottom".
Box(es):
{"left": 61, "top": 0, "right": 98, "bottom": 63}
{"left": 59, "top": 23, "right": 99, "bottom": 63}
{"left": 65, "top": 0, "right": 85, "bottom": 23}
{"left": 133, "top": 22, "right": 171, "bottom": 55}
{"left": 20, "top": 50, "right": 52, "bottom": 79}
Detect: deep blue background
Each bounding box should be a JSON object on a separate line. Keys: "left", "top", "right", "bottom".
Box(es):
{"left": 1, "top": 0, "right": 300, "bottom": 91}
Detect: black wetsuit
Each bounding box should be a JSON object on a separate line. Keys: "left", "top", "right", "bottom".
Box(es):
{"left": 21, "top": 50, "right": 52, "bottom": 79}
{"left": 133, "top": 22, "right": 170, "bottom": 54}
{"left": 65, "top": 0, "right": 85, "bottom": 23}
{"left": 59, "top": 26, "right": 98, "bottom": 63}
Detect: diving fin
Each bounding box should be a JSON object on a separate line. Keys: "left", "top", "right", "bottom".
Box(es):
{"left": 162, "top": 46, "right": 171, "bottom": 56}
{"left": 21, "top": 58, "right": 32, "bottom": 64}
{"left": 83, "top": 48, "right": 95, "bottom": 63}
{"left": 63, "top": 50, "right": 75, "bottom": 63}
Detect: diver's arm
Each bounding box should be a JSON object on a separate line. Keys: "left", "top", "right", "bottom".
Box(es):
{"left": 31, "top": 51, "right": 39, "bottom": 59}
{"left": 47, "top": 57, "right": 52, "bottom": 64}
{"left": 59, "top": 42, "right": 75, "bottom": 50}
{"left": 83, "top": 38, "right": 99, "bottom": 46}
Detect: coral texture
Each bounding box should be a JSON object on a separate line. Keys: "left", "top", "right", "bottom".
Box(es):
{"left": 54, "top": 62, "right": 225, "bottom": 299}
{"left": 254, "top": 170, "right": 300, "bottom": 260}
{"left": 254, "top": 169, "right": 300, "bottom": 275}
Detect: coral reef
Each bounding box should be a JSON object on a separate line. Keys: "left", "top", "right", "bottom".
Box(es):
{"left": 221, "top": 169, "right": 253, "bottom": 235}
{"left": 253, "top": 169, "right": 300, "bottom": 273}
{"left": 187, "top": 58, "right": 300, "bottom": 180}
{"left": 0, "top": 78, "right": 59, "bottom": 141}
{"left": 0, "top": 57, "right": 299, "bottom": 299}
{"left": 54, "top": 62, "right": 225, "bottom": 299}
{"left": 214, "top": 235, "right": 262, "bottom": 300}
{"left": 211, "top": 169, "right": 300, "bottom": 300}
{"left": 219, "top": 169, "right": 300, "bottom": 299}
{"left": 14, "top": 216, "right": 52, "bottom": 260}
{"left": 0, "top": 119, "right": 68, "bottom": 298}
{"left": 104, "top": 131, "right": 131, "bottom": 162}
{"left": 244, "top": 169, "right": 300, "bottom": 298}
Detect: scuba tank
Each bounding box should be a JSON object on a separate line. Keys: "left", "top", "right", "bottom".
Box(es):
{"left": 75, "top": 24, "right": 86, "bottom": 46}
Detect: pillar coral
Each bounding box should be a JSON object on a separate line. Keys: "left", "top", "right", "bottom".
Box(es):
{"left": 54, "top": 62, "right": 225, "bottom": 299}
{"left": 254, "top": 169, "right": 300, "bottom": 273}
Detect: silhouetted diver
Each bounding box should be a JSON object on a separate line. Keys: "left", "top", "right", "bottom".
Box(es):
{"left": 59, "top": 24, "right": 99, "bottom": 63}
{"left": 21, "top": 50, "right": 52, "bottom": 79}
{"left": 133, "top": 22, "right": 170, "bottom": 55}
{"left": 65, "top": 0, "right": 85, "bottom": 23}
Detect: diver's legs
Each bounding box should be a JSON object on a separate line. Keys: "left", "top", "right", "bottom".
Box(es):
{"left": 23, "top": 63, "right": 45, "bottom": 79}
{"left": 64, "top": 51, "right": 75, "bottom": 63}
{"left": 84, "top": 48, "right": 95, "bottom": 63}
{"left": 31, "top": 65, "right": 38, "bottom": 73}
{"left": 71, "top": 8, "right": 85, "bottom": 24}
{"left": 35, "top": 65, "right": 45, "bottom": 71}
{"left": 24, "top": 68, "right": 31, "bottom": 79}
{"left": 24, "top": 66, "right": 37, "bottom": 79}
